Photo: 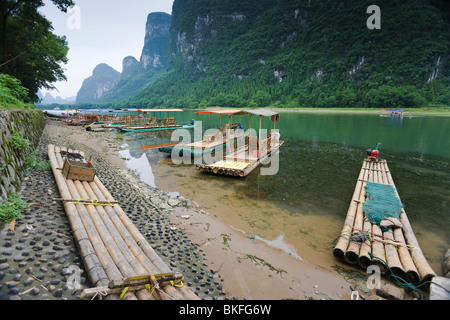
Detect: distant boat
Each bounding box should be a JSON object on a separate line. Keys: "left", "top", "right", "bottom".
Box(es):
{"left": 116, "top": 109, "right": 195, "bottom": 132}
{"left": 158, "top": 109, "right": 245, "bottom": 157}
{"left": 195, "top": 109, "right": 284, "bottom": 177}
{"left": 43, "top": 109, "right": 81, "bottom": 118}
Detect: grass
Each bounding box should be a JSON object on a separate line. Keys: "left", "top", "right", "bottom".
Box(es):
{"left": 0, "top": 193, "right": 30, "bottom": 223}
{"left": 0, "top": 104, "right": 36, "bottom": 110}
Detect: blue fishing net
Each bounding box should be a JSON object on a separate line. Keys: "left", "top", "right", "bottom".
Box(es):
{"left": 363, "top": 182, "right": 404, "bottom": 231}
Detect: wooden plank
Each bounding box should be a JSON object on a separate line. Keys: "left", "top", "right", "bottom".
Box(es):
{"left": 139, "top": 142, "right": 178, "bottom": 150}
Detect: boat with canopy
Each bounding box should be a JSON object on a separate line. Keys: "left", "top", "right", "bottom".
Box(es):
{"left": 196, "top": 109, "right": 284, "bottom": 177}
{"left": 158, "top": 109, "right": 246, "bottom": 157}
{"left": 117, "top": 109, "right": 195, "bottom": 132}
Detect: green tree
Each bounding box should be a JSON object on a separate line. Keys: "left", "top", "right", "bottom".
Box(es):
{"left": 252, "top": 90, "right": 271, "bottom": 108}
{"left": 0, "top": 0, "right": 74, "bottom": 102}
{"left": 0, "top": 73, "right": 33, "bottom": 108}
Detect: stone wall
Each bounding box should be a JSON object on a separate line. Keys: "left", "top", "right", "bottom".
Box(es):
{"left": 0, "top": 109, "right": 46, "bottom": 200}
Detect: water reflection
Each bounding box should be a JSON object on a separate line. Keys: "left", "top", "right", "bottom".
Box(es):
{"left": 117, "top": 112, "right": 449, "bottom": 273}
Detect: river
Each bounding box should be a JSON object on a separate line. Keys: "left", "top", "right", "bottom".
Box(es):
{"left": 117, "top": 110, "right": 449, "bottom": 274}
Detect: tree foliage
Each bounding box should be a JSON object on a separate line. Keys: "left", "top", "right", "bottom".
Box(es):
{"left": 0, "top": 0, "right": 74, "bottom": 102}
{"left": 0, "top": 73, "right": 34, "bottom": 108}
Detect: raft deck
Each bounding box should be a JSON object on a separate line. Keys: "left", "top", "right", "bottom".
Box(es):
{"left": 47, "top": 145, "right": 199, "bottom": 300}
{"left": 196, "top": 140, "right": 284, "bottom": 177}
{"left": 333, "top": 159, "right": 436, "bottom": 285}
{"left": 118, "top": 124, "right": 195, "bottom": 133}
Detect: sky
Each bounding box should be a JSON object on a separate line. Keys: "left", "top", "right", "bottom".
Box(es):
{"left": 39, "top": 0, "right": 174, "bottom": 99}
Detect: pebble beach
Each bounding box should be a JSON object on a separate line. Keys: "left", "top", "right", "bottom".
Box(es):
{"left": 0, "top": 117, "right": 364, "bottom": 301}
{"left": 0, "top": 119, "right": 227, "bottom": 300}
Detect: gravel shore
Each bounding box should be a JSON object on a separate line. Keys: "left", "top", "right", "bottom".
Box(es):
{"left": 2, "top": 118, "right": 365, "bottom": 301}
{"left": 0, "top": 119, "right": 227, "bottom": 300}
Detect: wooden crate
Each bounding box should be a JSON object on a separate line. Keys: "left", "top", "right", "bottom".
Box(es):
{"left": 62, "top": 158, "right": 96, "bottom": 182}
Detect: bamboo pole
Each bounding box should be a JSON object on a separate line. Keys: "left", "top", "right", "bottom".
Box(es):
{"left": 367, "top": 161, "right": 387, "bottom": 274}
{"left": 358, "top": 162, "right": 374, "bottom": 269}
{"left": 57, "top": 147, "right": 137, "bottom": 300}
{"left": 377, "top": 161, "right": 419, "bottom": 283}
{"left": 373, "top": 161, "right": 405, "bottom": 279}
{"left": 72, "top": 178, "right": 154, "bottom": 301}
{"left": 82, "top": 180, "right": 170, "bottom": 300}
{"left": 344, "top": 160, "right": 370, "bottom": 264}
{"left": 333, "top": 160, "right": 369, "bottom": 260}
{"left": 52, "top": 145, "right": 198, "bottom": 300}
{"left": 48, "top": 145, "right": 118, "bottom": 300}
{"left": 382, "top": 161, "right": 435, "bottom": 283}
{"left": 370, "top": 161, "right": 418, "bottom": 282}
{"left": 393, "top": 227, "right": 420, "bottom": 285}
{"left": 382, "top": 228, "right": 406, "bottom": 279}
{"left": 74, "top": 152, "right": 186, "bottom": 300}
{"left": 88, "top": 169, "right": 198, "bottom": 300}
{"left": 358, "top": 219, "right": 373, "bottom": 269}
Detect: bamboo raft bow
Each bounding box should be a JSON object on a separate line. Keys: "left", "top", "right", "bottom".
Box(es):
{"left": 81, "top": 272, "right": 184, "bottom": 300}
{"left": 47, "top": 144, "right": 199, "bottom": 300}
{"left": 333, "top": 158, "right": 436, "bottom": 286}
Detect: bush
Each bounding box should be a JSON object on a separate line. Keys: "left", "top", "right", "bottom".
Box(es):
{"left": 8, "top": 132, "right": 30, "bottom": 150}
{"left": 0, "top": 193, "right": 30, "bottom": 223}
{"left": 0, "top": 74, "right": 34, "bottom": 109}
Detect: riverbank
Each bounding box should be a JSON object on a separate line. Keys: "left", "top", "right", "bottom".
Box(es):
{"left": 270, "top": 107, "right": 450, "bottom": 115}
{"left": 1, "top": 118, "right": 395, "bottom": 300}
{"left": 196, "top": 106, "right": 450, "bottom": 116}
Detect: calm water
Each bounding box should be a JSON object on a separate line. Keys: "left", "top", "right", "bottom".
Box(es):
{"left": 119, "top": 111, "right": 449, "bottom": 273}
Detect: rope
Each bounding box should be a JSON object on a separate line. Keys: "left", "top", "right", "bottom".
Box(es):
{"left": 92, "top": 288, "right": 108, "bottom": 300}
{"left": 341, "top": 224, "right": 417, "bottom": 250}
{"left": 118, "top": 279, "right": 183, "bottom": 300}
{"left": 63, "top": 198, "right": 116, "bottom": 207}
{"left": 369, "top": 253, "right": 450, "bottom": 300}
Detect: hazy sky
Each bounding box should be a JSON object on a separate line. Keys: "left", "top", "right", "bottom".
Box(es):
{"left": 39, "top": 0, "right": 174, "bottom": 99}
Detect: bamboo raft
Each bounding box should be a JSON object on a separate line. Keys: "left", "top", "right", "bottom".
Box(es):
{"left": 47, "top": 144, "right": 199, "bottom": 300}
{"left": 333, "top": 158, "right": 436, "bottom": 285}
{"left": 196, "top": 140, "right": 284, "bottom": 177}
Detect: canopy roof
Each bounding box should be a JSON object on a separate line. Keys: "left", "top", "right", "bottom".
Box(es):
{"left": 193, "top": 109, "right": 279, "bottom": 121}
{"left": 137, "top": 109, "right": 184, "bottom": 113}
{"left": 244, "top": 109, "right": 278, "bottom": 117}
{"left": 193, "top": 109, "right": 244, "bottom": 115}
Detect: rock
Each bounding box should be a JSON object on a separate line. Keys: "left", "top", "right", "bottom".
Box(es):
{"left": 167, "top": 199, "right": 180, "bottom": 207}
{"left": 159, "top": 202, "right": 170, "bottom": 210}
{"left": 376, "top": 280, "right": 405, "bottom": 300}
{"left": 24, "top": 277, "right": 34, "bottom": 286}
{"left": 0, "top": 263, "right": 10, "bottom": 271}
{"left": 150, "top": 196, "right": 161, "bottom": 205}
{"left": 53, "top": 289, "right": 64, "bottom": 298}
{"left": 30, "top": 287, "right": 40, "bottom": 296}
{"left": 8, "top": 287, "right": 20, "bottom": 295}
{"left": 429, "top": 276, "right": 450, "bottom": 300}
{"left": 442, "top": 249, "right": 450, "bottom": 278}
